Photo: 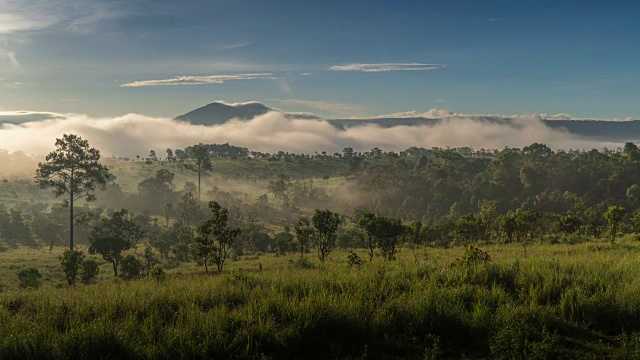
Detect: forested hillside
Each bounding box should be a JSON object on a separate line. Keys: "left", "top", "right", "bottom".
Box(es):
{"left": 4, "top": 138, "right": 640, "bottom": 359}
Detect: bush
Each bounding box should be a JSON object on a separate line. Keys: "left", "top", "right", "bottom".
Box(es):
{"left": 452, "top": 243, "right": 491, "bottom": 267}
{"left": 148, "top": 266, "right": 166, "bottom": 282}
{"left": 120, "top": 255, "right": 143, "bottom": 279}
{"left": 17, "top": 267, "right": 42, "bottom": 289}
{"left": 59, "top": 249, "right": 84, "bottom": 286}
{"left": 80, "top": 258, "right": 100, "bottom": 284}
{"left": 347, "top": 251, "right": 363, "bottom": 267}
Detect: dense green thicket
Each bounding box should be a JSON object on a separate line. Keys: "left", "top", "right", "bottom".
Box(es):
{"left": 345, "top": 143, "right": 640, "bottom": 221}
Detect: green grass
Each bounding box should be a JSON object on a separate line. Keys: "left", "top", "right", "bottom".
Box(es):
{"left": 3, "top": 239, "right": 640, "bottom": 358}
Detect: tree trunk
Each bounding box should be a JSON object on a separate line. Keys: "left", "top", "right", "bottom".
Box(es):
{"left": 204, "top": 256, "right": 208, "bottom": 273}
{"left": 113, "top": 259, "right": 118, "bottom": 277}
{"left": 69, "top": 177, "right": 74, "bottom": 250}
{"left": 197, "top": 163, "right": 201, "bottom": 202}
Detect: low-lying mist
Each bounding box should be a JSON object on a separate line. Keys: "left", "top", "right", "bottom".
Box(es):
{"left": 0, "top": 110, "right": 622, "bottom": 177}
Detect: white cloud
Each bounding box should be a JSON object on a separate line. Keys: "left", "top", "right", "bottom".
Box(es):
{"left": 0, "top": 110, "right": 68, "bottom": 124}
{"left": 0, "top": 0, "right": 125, "bottom": 35}
{"left": 0, "top": 110, "right": 621, "bottom": 165}
{"left": 0, "top": 49, "right": 22, "bottom": 71}
{"left": 359, "top": 108, "right": 627, "bottom": 121}
{"left": 222, "top": 42, "right": 251, "bottom": 49}
{"left": 329, "top": 63, "right": 446, "bottom": 72}
{"left": 277, "top": 99, "right": 361, "bottom": 116}
{"left": 121, "top": 73, "right": 276, "bottom": 87}
{"left": 0, "top": 0, "right": 130, "bottom": 74}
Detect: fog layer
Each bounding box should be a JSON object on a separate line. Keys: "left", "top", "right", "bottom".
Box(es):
{"left": 0, "top": 111, "right": 621, "bottom": 160}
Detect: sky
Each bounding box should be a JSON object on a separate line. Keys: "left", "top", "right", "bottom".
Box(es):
{"left": 0, "top": 0, "right": 639, "bottom": 119}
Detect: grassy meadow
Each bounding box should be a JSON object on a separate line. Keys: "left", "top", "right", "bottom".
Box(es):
{"left": 3, "top": 238, "right": 640, "bottom": 359}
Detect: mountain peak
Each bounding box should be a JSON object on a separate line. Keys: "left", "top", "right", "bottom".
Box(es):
{"left": 175, "top": 101, "right": 320, "bottom": 125}
{"left": 175, "top": 101, "right": 275, "bottom": 125}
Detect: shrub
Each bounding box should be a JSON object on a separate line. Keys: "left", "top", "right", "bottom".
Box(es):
{"left": 347, "top": 251, "right": 363, "bottom": 267}
{"left": 120, "top": 255, "right": 143, "bottom": 279}
{"left": 148, "top": 266, "right": 166, "bottom": 282}
{"left": 452, "top": 243, "right": 491, "bottom": 267}
{"left": 59, "top": 249, "right": 84, "bottom": 286}
{"left": 80, "top": 258, "right": 100, "bottom": 284}
{"left": 17, "top": 267, "right": 42, "bottom": 289}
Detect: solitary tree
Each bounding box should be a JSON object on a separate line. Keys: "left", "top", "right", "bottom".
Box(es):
{"left": 312, "top": 209, "right": 341, "bottom": 263}
{"left": 357, "top": 211, "right": 377, "bottom": 261}
{"left": 186, "top": 144, "right": 213, "bottom": 201}
{"left": 88, "top": 209, "right": 144, "bottom": 277}
{"left": 604, "top": 205, "right": 626, "bottom": 244}
{"left": 294, "top": 216, "right": 314, "bottom": 259}
{"left": 35, "top": 134, "right": 111, "bottom": 250}
{"left": 372, "top": 215, "right": 405, "bottom": 261}
{"left": 193, "top": 201, "right": 241, "bottom": 272}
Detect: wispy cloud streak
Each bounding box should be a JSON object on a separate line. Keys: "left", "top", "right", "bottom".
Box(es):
{"left": 121, "top": 73, "right": 276, "bottom": 87}
{"left": 329, "top": 63, "right": 446, "bottom": 72}
{"left": 0, "top": 0, "right": 125, "bottom": 35}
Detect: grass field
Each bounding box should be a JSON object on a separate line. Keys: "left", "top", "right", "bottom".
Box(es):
{"left": 3, "top": 238, "right": 640, "bottom": 359}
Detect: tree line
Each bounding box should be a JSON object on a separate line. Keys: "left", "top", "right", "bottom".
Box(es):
{"left": 6, "top": 134, "right": 640, "bottom": 287}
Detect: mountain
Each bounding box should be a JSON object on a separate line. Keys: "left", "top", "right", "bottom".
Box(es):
{"left": 175, "top": 101, "right": 319, "bottom": 125}
{"left": 175, "top": 101, "right": 274, "bottom": 125}
{"left": 543, "top": 120, "right": 640, "bottom": 142}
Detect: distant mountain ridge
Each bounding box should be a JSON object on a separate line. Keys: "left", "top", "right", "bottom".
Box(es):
{"left": 175, "top": 101, "right": 319, "bottom": 125}
{"left": 175, "top": 101, "right": 640, "bottom": 143}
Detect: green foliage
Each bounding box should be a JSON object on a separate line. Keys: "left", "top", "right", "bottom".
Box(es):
{"left": 59, "top": 249, "right": 84, "bottom": 286}
{"left": 17, "top": 267, "right": 41, "bottom": 288}
{"left": 88, "top": 209, "right": 144, "bottom": 277}
{"left": 34, "top": 134, "right": 111, "bottom": 250}
{"left": 357, "top": 210, "right": 377, "bottom": 261}
{"left": 294, "top": 216, "right": 313, "bottom": 259}
{"left": 120, "top": 255, "right": 143, "bottom": 279}
{"left": 605, "top": 205, "right": 626, "bottom": 243}
{"left": 148, "top": 266, "right": 166, "bottom": 282}
{"left": 142, "top": 246, "right": 159, "bottom": 272}
{"left": 193, "top": 201, "right": 241, "bottom": 272}
{"left": 452, "top": 243, "right": 491, "bottom": 267}
{"left": 79, "top": 258, "right": 99, "bottom": 284}
{"left": 346, "top": 251, "right": 363, "bottom": 267}
{"left": 185, "top": 144, "right": 213, "bottom": 200}
{"left": 372, "top": 215, "right": 405, "bottom": 261}
{"left": 137, "top": 169, "right": 176, "bottom": 204}
{"left": 312, "top": 209, "right": 341, "bottom": 262}
{"left": 273, "top": 231, "right": 295, "bottom": 256}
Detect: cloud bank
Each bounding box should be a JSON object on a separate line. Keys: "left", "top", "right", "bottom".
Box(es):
{"left": 0, "top": 110, "right": 621, "bottom": 167}
{"left": 329, "top": 63, "right": 446, "bottom": 72}
{"left": 121, "top": 73, "right": 276, "bottom": 87}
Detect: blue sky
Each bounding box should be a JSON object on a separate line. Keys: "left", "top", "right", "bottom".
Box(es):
{"left": 1, "top": 0, "right": 639, "bottom": 119}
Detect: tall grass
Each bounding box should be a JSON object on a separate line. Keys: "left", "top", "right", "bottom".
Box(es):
{"left": 2, "top": 241, "right": 640, "bottom": 359}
